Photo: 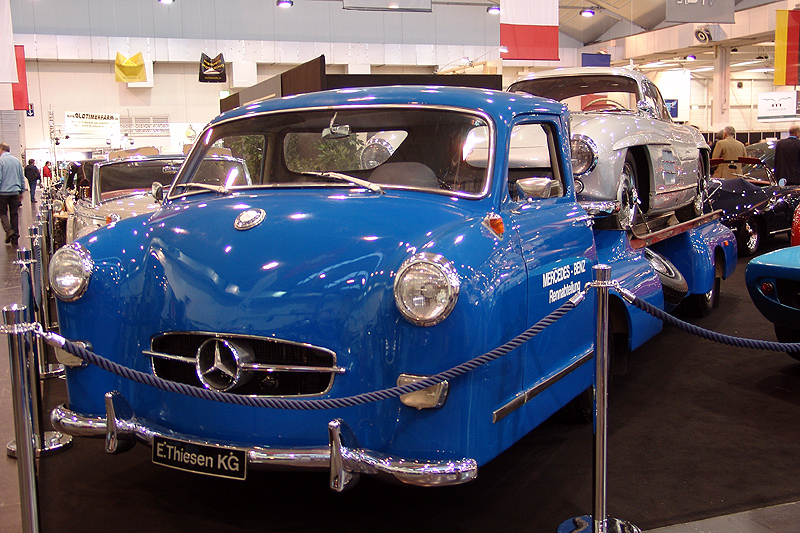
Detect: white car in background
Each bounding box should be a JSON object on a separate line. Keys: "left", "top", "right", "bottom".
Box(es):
{"left": 508, "top": 67, "right": 709, "bottom": 229}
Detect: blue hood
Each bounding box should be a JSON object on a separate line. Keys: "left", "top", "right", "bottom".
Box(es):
{"left": 79, "top": 189, "right": 491, "bottom": 358}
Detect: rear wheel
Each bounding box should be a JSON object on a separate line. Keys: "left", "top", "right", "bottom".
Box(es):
{"left": 677, "top": 159, "right": 708, "bottom": 221}
{"left": 738, "top": 218, "right": 763, "bottom": 256}
{"left": 644, "top": 248, "right": 688, "bottom": 307}
{"left": 681, "top": 275, "right": 720, "bottom": 317}
{"left": 617, "top": 152, "right": 639, "bottom": 230}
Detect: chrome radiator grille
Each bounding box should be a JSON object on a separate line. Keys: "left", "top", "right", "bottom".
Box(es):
{"left": 147, "top": 332, "right": 343, "bottom": 396}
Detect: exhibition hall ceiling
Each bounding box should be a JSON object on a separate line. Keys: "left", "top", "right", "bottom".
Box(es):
{"left": 555, "top": 0, "right": 779, "bottom": 76}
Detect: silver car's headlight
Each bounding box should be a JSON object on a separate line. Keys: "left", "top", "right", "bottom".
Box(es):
{"left": 571, "top": 135, "right": 598, "bottom": 176}
{"left": 394, "top": 253, "right": 460, "bottom": 326}
{"left": 49, "top": 243, "right": 93, "bottom": 301}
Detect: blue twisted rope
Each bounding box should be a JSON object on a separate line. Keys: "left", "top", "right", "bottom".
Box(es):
{"left": 629, "top": 295, "right": 800, "bottom": 353}
{"left": 55, "top": 294, "right": 584, "bottom": 410}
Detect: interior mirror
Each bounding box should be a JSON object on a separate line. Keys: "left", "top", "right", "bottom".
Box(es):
{"left": 152, "top": 181, "right": 164, "bottom": 202}
{"left": 322, "top": 112, "right": 350, "bottom": 139}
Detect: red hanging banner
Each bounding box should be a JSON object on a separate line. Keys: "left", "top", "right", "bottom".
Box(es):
{"left": 11, "top": 45, "right": 28, "bottom": 111}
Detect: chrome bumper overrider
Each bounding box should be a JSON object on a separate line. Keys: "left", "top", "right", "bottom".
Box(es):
{"left": 51, "top": 391, "right": 478, "bottom": 491}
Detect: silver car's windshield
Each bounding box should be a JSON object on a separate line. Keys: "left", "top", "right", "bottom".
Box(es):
{"left": 97, "top": 157, "right": 185, "bottom": 200}
{"left": 172, "top": 107, "right": 492, "bottom": 198}
{"left": 511, "top": 74, "right": 640, "bottom": 114}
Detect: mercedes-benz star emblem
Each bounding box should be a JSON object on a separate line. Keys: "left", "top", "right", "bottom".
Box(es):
{"left": 195, "top": 338, "right": 252, "bottom": 392}
{"left": 234, "top": 208, "right": 266, "bottom": 231}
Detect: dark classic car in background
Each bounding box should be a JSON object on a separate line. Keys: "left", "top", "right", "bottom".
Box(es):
{"left": 707, "top": 156, "right": 800, "bottom": 256}
{"left": 46, "top": 85, "right": 734, "bottom": 489}
{"left": 51, "top": 153, "right": 250, "bottom": 248}
{"left": 508, "top": 67, "right": 709, "bottom": 229}
{"left": 746, "top": 246, "right": 800, "bottom": 360}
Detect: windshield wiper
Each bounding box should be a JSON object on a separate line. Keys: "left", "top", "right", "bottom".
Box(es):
{"left": 172, "top": 182, "right": 231, "bottom": 195}
{"left": 300, "top": 171, "right": 384, "bottom": 194}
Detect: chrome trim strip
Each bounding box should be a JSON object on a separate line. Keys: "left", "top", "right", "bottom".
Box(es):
{"left": 143, "top": 350, "right": 195, "bottom": 365}
{"left": 661, "top": 183, "right": 696, "bottom": 193}
{"left": 241, "top": 362, "right": 346, "bottom": 374}
{"left": 51, "top": 398, "right": 478, "bottom": 488}
{"left": 492, "top": 349, "right": 594, "bottom": 423}
{"left": 150, "top": 331, "right": 339, "bottom": 360}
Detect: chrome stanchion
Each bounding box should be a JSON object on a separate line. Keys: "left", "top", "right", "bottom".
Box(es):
{"left": 558, "top": 265, "right": 640, "bottom": 533}
{"left": 7, "top": 248, "right": 72, "bottom": 458}
{"left": 4, "top": 304, "right": 41, "bottom": 533}
{"left": 28, "top": 224, "right": 63, "bottom": 379}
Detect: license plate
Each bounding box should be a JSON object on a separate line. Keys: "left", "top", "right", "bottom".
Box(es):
{"left": 152, "top": 436, "right": 247, "bottom": 480}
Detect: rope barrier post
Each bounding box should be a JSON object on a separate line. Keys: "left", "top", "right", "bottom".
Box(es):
{"left": 28, "top": 224, "right": 62, "bottom": 379}
{"left": 4, "top": 304, "right": 41, "bottom": 533}
{"left": 558, "top": 265, "right": 641, "bottom": 533}
{"left": 7, "top": 248, "right": 72, "bottom": 459}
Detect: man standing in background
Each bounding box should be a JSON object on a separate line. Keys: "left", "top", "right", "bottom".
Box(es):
{"left": 0, "top": 143, "right": 26, "bottom": 245}
{"left": 712, "top": 126, "right": 747, "bottom": 179}
{"left": 774, "top": 125, "right": 800, "bottom": 185}
{"left": 24, "top": 158, "right": 40, "bottom": 203}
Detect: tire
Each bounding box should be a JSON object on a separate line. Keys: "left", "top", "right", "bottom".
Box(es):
{"left": 775, "top": 325, "right": 800, "bottom": 362}
{"left": 51, "top": 219, "right": 66, "bottom": 250}
{"left": 617, "top": 152, "right": 640, "bottom": 230}
{"left": 737, "top": 218, "right": 762, "bottom": 256}
{"left": 644, "top": 248, "right": 688, "bottom": 307}
{"left": 681, "top": 276, "right": 720, "bottom": 318}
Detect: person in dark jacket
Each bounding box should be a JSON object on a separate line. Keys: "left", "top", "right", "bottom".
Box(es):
{"left": 24, "top": 158, "right": 41, "bottom": 203}
{"left": 0, "top": 143, "right": 26, "bottom": 245}
{"left": 774, "top": 125, "right": 800, "bottom": 185}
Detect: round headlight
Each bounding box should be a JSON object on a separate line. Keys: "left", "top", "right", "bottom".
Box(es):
{"left": 49, "top": 243, "right": 93, "bottom": 301}
{"left": 394, "top": 253, "right": 460, "bottom": 327}
{"left": 571, "top": 136, "right": 598, "bottom": 176}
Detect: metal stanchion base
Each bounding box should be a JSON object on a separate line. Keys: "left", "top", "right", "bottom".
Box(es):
{"left": 39, "top": 363, "right": 65, "bottom": 379}
{"left": 6, "top": 431, "right": 73, "bottom": 458}
{"left": 558, "top": 515, "right": 641, "bottom": 533}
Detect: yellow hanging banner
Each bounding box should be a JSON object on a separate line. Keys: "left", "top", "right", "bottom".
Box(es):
{"left": 115, "top": 52, "right": 146, "bottom": 83}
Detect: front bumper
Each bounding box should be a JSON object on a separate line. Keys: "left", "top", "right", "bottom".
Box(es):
{"left": 51, "top": 391, "right": 478, "bottom": 491}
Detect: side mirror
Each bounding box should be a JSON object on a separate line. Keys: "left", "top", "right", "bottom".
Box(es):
{"left": 152, "top": 181, "right": 164, "bottom": 202}
{"left": 637, "top": 99, "right": 656, "bottom": 117}
{"left": 516, "top": 177, "right": 561, "bottom": 200}
{"left": 779, "top": 178, "right": 787, "bottom": 187}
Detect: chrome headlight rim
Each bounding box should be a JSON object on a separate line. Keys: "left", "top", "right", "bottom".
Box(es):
{"left": 49, "top": 242, "right": 93, "bottom": 302}
{"left": 571, "top": 134, "right": 599, "bottom": 176}
{"left": 394, "top": 252, "right": 460, "bottom": 327}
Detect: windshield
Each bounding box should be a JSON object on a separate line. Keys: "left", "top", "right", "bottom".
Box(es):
{"left": 511, "top": 74, "right": 641, "bottom": 114}
{"left": 174, "top": 107, "right": 492, "bottom": 198}
{"left": 96, "top": 157, "right": 185, "bottom": 201}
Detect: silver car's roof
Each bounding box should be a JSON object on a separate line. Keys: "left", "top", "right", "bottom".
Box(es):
{"left": 510, "top": 66, "right": 651, "bottom": 86}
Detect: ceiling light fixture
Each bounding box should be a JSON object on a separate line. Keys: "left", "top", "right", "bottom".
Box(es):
{"left": 486, "top": 4, "right": 500, "bottom": 15}
{"left": 686, "top": 55, "right": 696, "bottom": 61}
{"left": 276, "top": 0, "right": 293, "bottom": 7}
{"left": 580, "top": 8, "right": 595, "bottom": 17}
{"left": 158, "top": 0, "right": 174, "bottom": 4}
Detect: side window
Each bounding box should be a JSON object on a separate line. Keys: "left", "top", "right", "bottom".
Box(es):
{"left": 507, "top": 122, "right": 564, "bottom": 201}
{"left": 643, "top": 81, "right": 671, "bottom": 121}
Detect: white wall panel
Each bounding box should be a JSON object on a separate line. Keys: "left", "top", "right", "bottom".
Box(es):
{"left": 32, "top": 35, "right": 58, "bottom": 61}
{"left": 167, "top": 39, "right": 190, "bottom": 63}
{"left": 223, "top": 41, "right": 247, "bottom": 64}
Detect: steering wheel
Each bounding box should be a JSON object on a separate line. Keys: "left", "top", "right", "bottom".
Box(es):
{"left": 582, "top": 98, "right": 626, "bottom": 111}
